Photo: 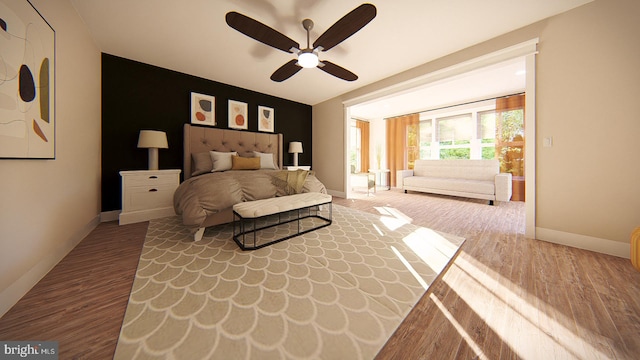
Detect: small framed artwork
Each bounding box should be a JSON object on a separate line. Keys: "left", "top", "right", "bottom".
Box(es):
{"left": 191, "top": 92, "right": 216, "bottom": 126}
{"left": 228, "top": 100, "right": 248, "bottom": 130}
{"left": 258, "top": 106, "right": 275, "bottom": 133}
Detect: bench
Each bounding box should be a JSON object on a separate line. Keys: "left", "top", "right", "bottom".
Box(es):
{"left": 232, "top": 193, "right": 333, "bottom": 250}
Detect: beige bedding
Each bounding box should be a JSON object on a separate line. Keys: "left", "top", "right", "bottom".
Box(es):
{"left": 173, "top": 169, "right": 327, "bottom": 230}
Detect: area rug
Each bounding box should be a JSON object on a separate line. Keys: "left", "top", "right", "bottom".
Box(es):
{"left": 114, "top": 204, "right": 464, "bottom": 359}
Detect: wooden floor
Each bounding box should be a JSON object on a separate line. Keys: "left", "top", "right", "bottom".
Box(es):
{"left": 0, "top": 221, "right": 148, "bottom": 359}
{"left": 1, "top": 189, "right": 639, "bottom": 359}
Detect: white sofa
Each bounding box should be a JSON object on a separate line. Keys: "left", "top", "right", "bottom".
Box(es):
{"left": 397, "top": 159, "right": 512, "bottom": 205}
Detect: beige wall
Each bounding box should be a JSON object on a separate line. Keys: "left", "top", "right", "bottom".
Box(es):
{"left": 312, "top": 97, "right": 345, "bottom": 192}
{"left": 0, "top": 0, "right": 102, "bottom": 316}
{"left": 313, "top": 0, "right": 639, "bottom": 253}
{"left": 535, "top": 0, "right": 639, "bottom": 246}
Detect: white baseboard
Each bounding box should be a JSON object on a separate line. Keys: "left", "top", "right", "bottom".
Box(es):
{"left": 100, "top": 210, "right": 120, "bottom": 222}
{"left": 327, "top": 189, "right": 346, "bottom": 198}
{"left": 0, "top": 215, "right": 101, "bottom": 318}
{"left": 119, "top": 207, "right": 175, "bottom": 225}
{"left": 536, "top": 227, "right": 629, "bottom": 259}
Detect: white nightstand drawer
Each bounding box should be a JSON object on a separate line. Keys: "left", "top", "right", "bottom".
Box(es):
{"left": 124, "top": 184, "right": 175, "bottom": 212}
{"left": 124, "top": 173, "right": 177, "bottom": 186}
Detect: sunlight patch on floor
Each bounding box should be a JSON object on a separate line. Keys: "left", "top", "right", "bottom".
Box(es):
{"left": 402, "top": 228, "right": 460, "bottom": 274}
{"left": 391, "top": 246, "right": 429, "bottom": 290}
{"left": 375, "top": 206, "right": 413, "bottom": 231}
{"left": 441, "top": 254, "right": 609, "bottom": 359}
{"left": 383, "top": 213, "right": 462, "bottom": 290}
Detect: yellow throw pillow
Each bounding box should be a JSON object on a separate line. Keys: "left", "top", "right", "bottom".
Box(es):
{"left": 231, "top": 155, "right": 261, "bottom": 170}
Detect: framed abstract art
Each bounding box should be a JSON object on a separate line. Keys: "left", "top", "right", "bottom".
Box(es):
{"left": 258, "top": 106, "right": 274, "bottom": 133}
{"left": 228, "top": 100, "right": 248, "bottom": 130}
{"left": 190, "top": 92, "right": 216, "bottom": 126}
{"left": 0, "top": 0, "right": 56, "bottom": 159}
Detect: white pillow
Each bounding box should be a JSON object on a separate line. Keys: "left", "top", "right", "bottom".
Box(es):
{"left": 253, "top": 151, "right": 278, "bottom": 169}
{"left": 210, "top": 151, "right": 237, "bottom": 172}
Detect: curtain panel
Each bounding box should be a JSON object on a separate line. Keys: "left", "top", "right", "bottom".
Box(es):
{"left": 354, "top": 120, "right": 370, "bottom": 173}
{"left": 386, "top": 113, "right": 419, "bottom": 187}
{"left": 496, "top": 94, "right": 525, "bottom": 112}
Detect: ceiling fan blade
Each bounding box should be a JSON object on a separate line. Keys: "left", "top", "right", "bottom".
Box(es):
{"left": 226, "top": 11, "right": 300, "bottom": 53}
{"left": 271, "top": 60, "right": 302, "bottom": 82}
{"left": 313, "top": 3, "right": 376, "bottom": 52}
{"left": 318, "top": 61, "right": 358, "bottom": 81}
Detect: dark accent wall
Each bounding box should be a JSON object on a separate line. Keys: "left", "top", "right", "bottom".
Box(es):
{"left": 101, "top": 53, "right": 312, "bottom": 212}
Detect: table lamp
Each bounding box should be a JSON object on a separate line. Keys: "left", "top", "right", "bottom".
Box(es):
{"left": 137, "top": 130, "right": 168, "bottom": 170}
{"left": 288, "top": 141, "right": 303, "bottom": 167}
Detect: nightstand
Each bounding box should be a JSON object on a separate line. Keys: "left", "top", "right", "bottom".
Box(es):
{"left": 119, "top": 169, "right": 181, "bottom": 225}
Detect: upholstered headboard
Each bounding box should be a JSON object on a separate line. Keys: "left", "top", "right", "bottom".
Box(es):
{"left": 183, "top": 124, "right": 283, "bottom": 180}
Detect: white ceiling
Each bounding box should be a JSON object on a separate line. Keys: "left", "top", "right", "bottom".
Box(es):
{"left": 350, "top": 57, "right": 527, "bottom": 120}
{"left": 70, "top": 0, "right": 590, "bottom": 106}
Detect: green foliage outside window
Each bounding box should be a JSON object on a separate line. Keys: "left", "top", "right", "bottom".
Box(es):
{"left": 482, "top": 147, "right": 495, "bottom": 159}
{"left": 440, "top": 148, "right": 470, "bottom": 159}
{"left": 439, "top": 139, "right": 470, "bottom": 146}
{"left": 500, "top": 110, "right": 524, "bottom": 142}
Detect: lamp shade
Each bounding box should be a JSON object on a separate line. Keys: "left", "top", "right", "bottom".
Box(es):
{"left": 137, "top": 130, "right": 168, "bottom": 149}
{"left": 288, "top": 142, "right": 303, "bottom": 153}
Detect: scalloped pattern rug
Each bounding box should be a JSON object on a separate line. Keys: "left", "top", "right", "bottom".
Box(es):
{"left": 114, "top": 204, "right": 464, "bottom": 359}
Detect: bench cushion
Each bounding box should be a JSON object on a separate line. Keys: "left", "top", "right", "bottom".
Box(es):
{"left": 233, "top": 193, "right": 332, "bottom": 218}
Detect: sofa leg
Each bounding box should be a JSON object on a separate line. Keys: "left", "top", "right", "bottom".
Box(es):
{"left": 489, "top": 200, "right": 494, "bottom": 206}
{"left": 404, "top": 190, "right": 407, "bottom": 194}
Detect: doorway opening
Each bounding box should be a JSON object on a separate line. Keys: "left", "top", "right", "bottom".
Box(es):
{"left": 343, "top": 39, "right": 537, "bottom": 237}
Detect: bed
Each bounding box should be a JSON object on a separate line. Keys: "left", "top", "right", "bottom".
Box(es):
{"left": 173, "top": 124, "right": 327, "bottom": 240}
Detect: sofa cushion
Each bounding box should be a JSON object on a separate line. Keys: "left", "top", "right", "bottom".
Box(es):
{"left": 413, "top": 159, "right": 498, "bottom": 181}
{"left": 404, "top": 176, "right": 495, "bottom": 195}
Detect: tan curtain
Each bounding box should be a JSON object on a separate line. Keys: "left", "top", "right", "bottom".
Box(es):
{"left": 355, "top": 120, "right": 370, "bottom": 172}
{"left": 386, "top": 113, "right": 419, "bottom": 187}
{"left": 496, "top": 94, "right": 525, "bottom": 112}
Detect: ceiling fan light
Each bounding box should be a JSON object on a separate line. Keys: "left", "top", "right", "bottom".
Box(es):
{"left": 298, "top": 51, "right": 319, "bottom": 68}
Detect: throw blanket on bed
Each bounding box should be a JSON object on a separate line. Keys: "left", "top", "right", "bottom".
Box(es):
{"left": 272, "top": 169, "right": 310, "bottom": 195}
{"left": 173, "top": 169, "right": 326, "bottom": 230}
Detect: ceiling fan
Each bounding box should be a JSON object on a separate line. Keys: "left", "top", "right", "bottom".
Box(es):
{"left": 225, "top": 3, "right": 376, "bottom": 82}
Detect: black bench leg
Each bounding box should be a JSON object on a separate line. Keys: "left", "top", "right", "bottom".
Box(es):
{"left": 489, "top": 200, "right": 494, "bottom": 206}
{"left": 404, "top": 190, "right": 407, "bottom": 194}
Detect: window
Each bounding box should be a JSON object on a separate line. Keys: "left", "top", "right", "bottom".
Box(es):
{"left": 419, "top": 120, "right": 432, "bottom": 159}
{"left": 478, "top": 110, "right": 496, "bottom": 159}
{"left": 409, "top": 96, "right": 524, "bottom": 165}
{"left": 437, "top": 114, "right": 472, "bottom": 159}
